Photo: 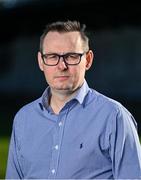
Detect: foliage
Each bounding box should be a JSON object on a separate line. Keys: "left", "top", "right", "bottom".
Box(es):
{"left": 0, "top": 137, "right": 10, "bottom": 179}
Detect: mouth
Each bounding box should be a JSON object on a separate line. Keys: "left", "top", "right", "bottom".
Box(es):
{"left": 55, "top": 75, "right": 70, "bottom": 81}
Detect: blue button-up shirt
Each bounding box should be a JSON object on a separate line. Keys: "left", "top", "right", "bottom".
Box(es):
{"left": 6, "top": 80, "right": 141, "bottom": 179}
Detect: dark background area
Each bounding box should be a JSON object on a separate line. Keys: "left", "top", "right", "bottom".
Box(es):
{"left": 0, "top": 0, "right": 141, "bottom": 137}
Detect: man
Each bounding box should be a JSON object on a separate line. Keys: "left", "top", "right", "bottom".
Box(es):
{"left": 6, "top": 20, "right": 141, "bottom": 179}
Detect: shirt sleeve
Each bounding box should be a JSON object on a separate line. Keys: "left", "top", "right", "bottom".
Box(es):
{"left": 5, "top": 117, "right": 23, "bottom": 179}
{"left": 110, "top": 106, "right": 141, "bottom": 179}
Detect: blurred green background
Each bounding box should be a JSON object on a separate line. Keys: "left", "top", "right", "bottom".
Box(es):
{"left": 1, "top": 110, "right": 14, "bottom": 178}
{"left": 0, "top": 137, "right": 9, "bottom": 178}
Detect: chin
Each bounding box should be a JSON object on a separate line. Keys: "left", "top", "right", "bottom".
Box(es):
{"left": 54, "top": 84, "right": 74, "bottom": 91}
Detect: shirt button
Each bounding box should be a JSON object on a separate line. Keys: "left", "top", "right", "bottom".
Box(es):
{"left": 54, "top": 145, "right": 59, "bottom": 150}
{"left": 59, "top": 122, "right": 63, "bottom": 127}
{"left": 51, "top": 169, "right": 56, "bottom": 174}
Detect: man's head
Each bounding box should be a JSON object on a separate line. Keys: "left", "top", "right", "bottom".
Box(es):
{"left": 38, "top": 20, "right": 94, "bottom": 95}
{"left": 39, "top": 20, "right": 89, "bottom": 54}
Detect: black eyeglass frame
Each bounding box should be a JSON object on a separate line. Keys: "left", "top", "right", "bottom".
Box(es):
{"left": 41, "top": 51, "right": 88, "bottom": 66}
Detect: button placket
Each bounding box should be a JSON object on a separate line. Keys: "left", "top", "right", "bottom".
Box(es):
{"left": 58, "top": 121, "right": 63, "bottom": 127}
{"left": 51, "top": 169, "right": 56, "bottom": 174}
{"left": 54, "top": 145, "right": 59, "bottom": 150}
{"left": 48, "top": 115, "right": 65, "bottom": 178}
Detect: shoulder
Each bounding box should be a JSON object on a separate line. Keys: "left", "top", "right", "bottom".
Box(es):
{"left": 87, "top": 89, "right": 138, "bottom": 137}
{"left": 95, "top": 89, "right": 137, "bottom": 126}
{"left": 88, "top": 89, "right": 123, "bottom": 111}
{"left": 88, "top": 89, "right": 135, "bottom": 122}
{"left": 17, "top": 97, "right": 41, "bottom": 114}
{"left": 13, "top": 97, "right": 41, "bottom": 126}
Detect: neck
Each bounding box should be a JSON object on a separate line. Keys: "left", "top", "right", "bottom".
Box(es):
{"left": 49, "top": 89, "right": 78, "bottom": 114}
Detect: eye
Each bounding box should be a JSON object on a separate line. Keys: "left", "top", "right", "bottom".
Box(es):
{"left": 68, "top": 53, "right": 79, "bottom": 59}
{"left": 47, "top": 54, "right": 58, "bottom": 60}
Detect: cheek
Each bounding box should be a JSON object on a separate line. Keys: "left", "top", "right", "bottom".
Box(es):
{"left": 70, "top": 65, "right": 86, "bottom": 80}
{"left": 77, "top": 63, "right": 86, "bottom": 74}
{"left": 43, "top": 68, "right": 53, "bottom": 81}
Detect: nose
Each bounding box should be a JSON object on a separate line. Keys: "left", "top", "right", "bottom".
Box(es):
{"left": 57, "top": 57, "right": 68, "bottom": 70}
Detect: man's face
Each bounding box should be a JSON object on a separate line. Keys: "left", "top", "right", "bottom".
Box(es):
{"left": 38, "top": 31, "right": 93, "bottom": 94}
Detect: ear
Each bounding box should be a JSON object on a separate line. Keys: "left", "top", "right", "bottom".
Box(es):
{"left": 85, "top": 50, "right": 94, "bottom": 70}
{"left": 38, "top": 51, "right": 44, "bottom": 71}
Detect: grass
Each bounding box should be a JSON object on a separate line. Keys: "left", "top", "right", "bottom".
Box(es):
{"left": 0, "top": 137, "right": 10, "bottom": 179}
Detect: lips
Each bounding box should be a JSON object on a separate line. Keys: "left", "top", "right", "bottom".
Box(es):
{"left": 56, "top": 76, "right": 69, "bottom": 79}
{"left": 55, "top": 74, "right": 69, "bottom": 78}
{"left": 54, "top": 75, "right": 70, "bottom": 81}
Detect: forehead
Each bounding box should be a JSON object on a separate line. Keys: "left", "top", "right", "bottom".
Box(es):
{"left": 43, "top": 31, "right": 83, "bottom": 52}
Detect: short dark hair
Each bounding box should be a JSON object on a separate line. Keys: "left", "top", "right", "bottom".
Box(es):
{"left": 39, "top": 20, "right": 89, "bottom": 53}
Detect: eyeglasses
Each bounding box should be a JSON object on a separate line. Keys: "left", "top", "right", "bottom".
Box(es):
{"left": 41, "top": 52, "right": 87, "bottom": 66}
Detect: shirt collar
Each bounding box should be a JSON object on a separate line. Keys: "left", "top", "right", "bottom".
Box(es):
{"left": 40, "top": 79, "right": 90, "bottom": 110}
{"left": 41, "top": 86, "right": 51, "bottom": 110}
{"left": 74, "top": 79, "right": 91, "bottom": 106}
